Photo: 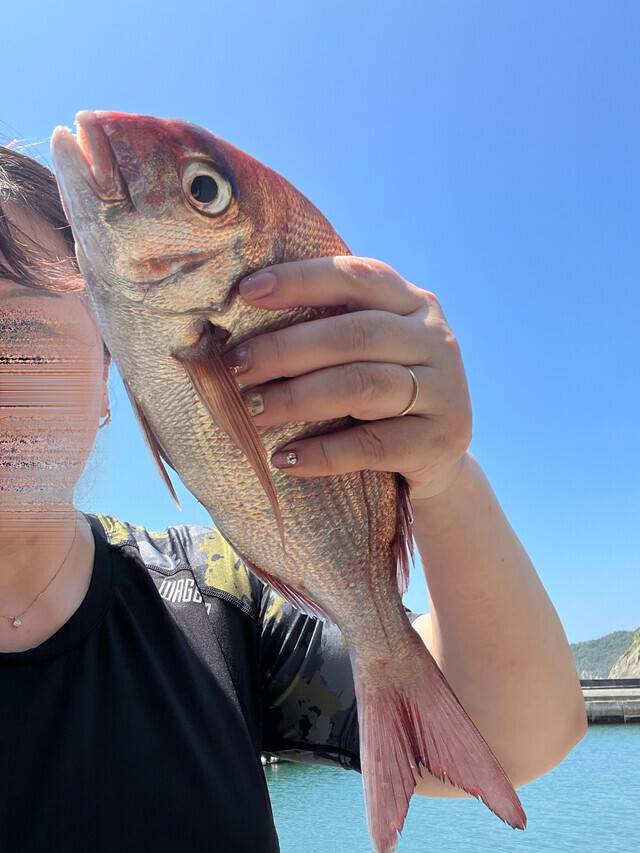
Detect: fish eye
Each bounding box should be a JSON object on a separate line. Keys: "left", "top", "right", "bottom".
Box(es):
{"left": 182, "top": 162, "right": 232, "bottom": 215}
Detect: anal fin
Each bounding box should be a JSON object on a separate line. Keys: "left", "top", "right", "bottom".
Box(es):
{"left": 242, "top": 555, "right": 328, "bottom": 621}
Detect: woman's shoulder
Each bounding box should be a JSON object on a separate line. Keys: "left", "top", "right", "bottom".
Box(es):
{"left": 88, "top": 512, "right": 260, "bottom": 616}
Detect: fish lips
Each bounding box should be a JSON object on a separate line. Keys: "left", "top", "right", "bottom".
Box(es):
{"left": 51, "top": 111, "right": 130, "bottom": 216}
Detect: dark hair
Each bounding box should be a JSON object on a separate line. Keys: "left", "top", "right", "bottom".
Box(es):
{"left": 0, "top": 144, "right": 110, "bottom": 358}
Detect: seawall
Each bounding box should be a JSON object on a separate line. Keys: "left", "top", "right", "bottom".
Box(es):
{"left": 581, "top": 678, "right": 640, "bottom": 723}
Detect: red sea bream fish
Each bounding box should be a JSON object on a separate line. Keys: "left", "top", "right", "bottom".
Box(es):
{"left": 50, "top": 111, "right": 525, "bottom": 852}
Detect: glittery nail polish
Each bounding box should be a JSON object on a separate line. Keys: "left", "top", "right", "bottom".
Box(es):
{"left": 244, "top": 391, "right": 264, "bottom": 416}
{"left": 223, "top": 345, "right": 250, "bottom": 374}
{"left": 271, "top": 449, "right": 299, "bottom": 468}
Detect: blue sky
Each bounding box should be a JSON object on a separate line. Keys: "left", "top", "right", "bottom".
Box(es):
{"left": 3, "top": 1, "right": 638, "bottom": 642}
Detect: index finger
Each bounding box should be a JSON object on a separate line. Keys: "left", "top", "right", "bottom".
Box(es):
{"left": 237, "top": 255, "right": 429, "bottom": 316}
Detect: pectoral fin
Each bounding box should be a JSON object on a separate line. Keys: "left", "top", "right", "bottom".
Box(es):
{"left": 121, "top": 376, "right": 182, "bottom": 510}
{"left": 173, "top": 323, "right": 286, "bottom": 552}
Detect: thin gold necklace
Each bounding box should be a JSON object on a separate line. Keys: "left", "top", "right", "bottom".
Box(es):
{"left": 0, "top": 511, "right": 80, "bottom": 629}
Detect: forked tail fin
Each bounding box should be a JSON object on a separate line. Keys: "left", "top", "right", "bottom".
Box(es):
{"left": 352, "top": 633, "right": 526, "bottom": 853}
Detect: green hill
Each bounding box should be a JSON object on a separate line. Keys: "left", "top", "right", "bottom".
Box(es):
{"left": 571, "top": 630, "right": 638, "bottom": 679}
{"left": 609, "top": 630, "right": 640, "bottom": 678}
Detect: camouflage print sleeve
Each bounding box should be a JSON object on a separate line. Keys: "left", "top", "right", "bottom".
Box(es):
{"left": 258, "top": 581, "right": 423, "bottom": 772}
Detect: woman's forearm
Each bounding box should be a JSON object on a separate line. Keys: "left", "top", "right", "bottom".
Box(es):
{"left": 410, "top": 451, "right": 587, "bottom": 795}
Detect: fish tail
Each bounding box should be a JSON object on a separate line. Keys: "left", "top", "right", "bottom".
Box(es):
{"left": 352, "top": 633, "right": 526, "bottom": 853}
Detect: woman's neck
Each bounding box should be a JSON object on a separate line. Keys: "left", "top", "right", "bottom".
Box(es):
{"left": 0, "top": 502, "right": 96, "bottom": 652}
{"left": 0, "top": 499, "right": 79, "bottom": 592}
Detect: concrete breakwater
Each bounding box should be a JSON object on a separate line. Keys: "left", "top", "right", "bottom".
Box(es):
{"left": 581, "top": 678, "right": 640, "bottom": 723}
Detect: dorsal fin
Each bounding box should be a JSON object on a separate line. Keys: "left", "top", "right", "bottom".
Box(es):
{"left": 391, "top": 473, "right": 415, "bottom": 596}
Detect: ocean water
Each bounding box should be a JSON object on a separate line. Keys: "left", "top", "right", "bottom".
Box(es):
{"left": 266, "top": 726, "right": 640, "bottom": 852}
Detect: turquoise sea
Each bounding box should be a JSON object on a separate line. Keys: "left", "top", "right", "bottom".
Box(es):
{"left": 266, "top": 726, "right": 639, "bottom": 852}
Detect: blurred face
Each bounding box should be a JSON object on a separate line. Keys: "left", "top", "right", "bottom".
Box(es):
{"left": 0, "top": 202, "right": 108, "bottom": 518}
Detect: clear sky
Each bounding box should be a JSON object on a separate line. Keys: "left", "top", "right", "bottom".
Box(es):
{"left": 3, "top": 1, "right": 638, "bottom": 643}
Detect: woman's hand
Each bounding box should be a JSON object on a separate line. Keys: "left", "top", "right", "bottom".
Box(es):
{"left": 222, "top": 256, "right": 472, "bottom": 501}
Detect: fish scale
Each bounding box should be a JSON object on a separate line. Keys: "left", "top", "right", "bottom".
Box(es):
{"left": 52, "top": 109, "right": 526, "bottom": 853}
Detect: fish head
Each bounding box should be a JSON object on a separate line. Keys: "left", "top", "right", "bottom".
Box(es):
{"left": 50, "top": 110, "right": 326, "bottom": 320}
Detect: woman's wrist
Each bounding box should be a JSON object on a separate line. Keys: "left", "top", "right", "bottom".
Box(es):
{"left": 409, "top": 450, "right": 471, "bottom": 502}
{"left": 408, "top": 452, "right": 486, "bottom": 536}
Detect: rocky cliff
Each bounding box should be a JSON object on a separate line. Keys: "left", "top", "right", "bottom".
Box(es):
{"left": 609, "top": 630, "right": 640, "bottom": 678}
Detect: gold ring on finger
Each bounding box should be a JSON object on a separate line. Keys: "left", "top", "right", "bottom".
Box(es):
{"left": 398, "top": 366, "right": 420, "bottom": 416}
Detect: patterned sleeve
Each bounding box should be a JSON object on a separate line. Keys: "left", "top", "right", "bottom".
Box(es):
{"left": 257, "top": 580, "right": 423, "bottom": 772}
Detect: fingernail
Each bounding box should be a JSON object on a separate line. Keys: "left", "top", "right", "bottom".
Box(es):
{"left": 271, "top": 448, "right": 299, "bottom": 468}
{"left": 239, "top": 272, "right": 276, "bottom": 299}
{"left": 243, "top": 391, "right": 264, "bottom": 416}
{"left": 223, "top": 345, "right": 250, "bottom": 375}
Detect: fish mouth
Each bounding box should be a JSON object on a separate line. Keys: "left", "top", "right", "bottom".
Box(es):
{"left": 51, "top": 111, "right": 129, "bottom": 205}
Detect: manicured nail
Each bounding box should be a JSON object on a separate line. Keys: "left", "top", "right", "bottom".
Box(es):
{"left": 243, "top": 391, "right": 264, "bottom": 416}
{"left": 271, "top": 448, "right": 299, "bottom": 468}
{"left": 223, "top": 345, "right": 250, "bottom": 374}
{"left": 239, "top": 272, "right": 276, "bottom": 299}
